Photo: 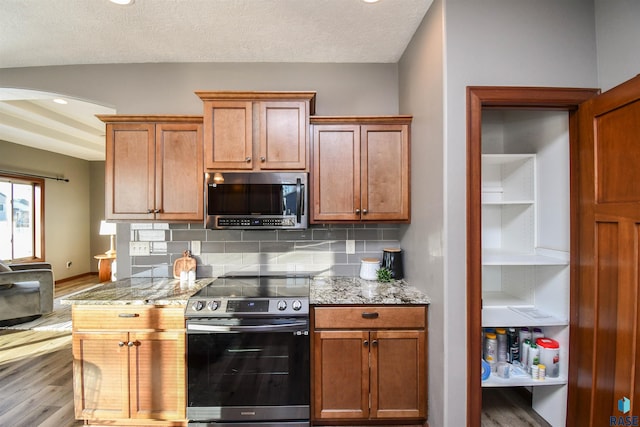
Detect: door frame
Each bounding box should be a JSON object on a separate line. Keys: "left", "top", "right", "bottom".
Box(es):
{"left": 466, "top": 86, "right": 599, "bottom": 426}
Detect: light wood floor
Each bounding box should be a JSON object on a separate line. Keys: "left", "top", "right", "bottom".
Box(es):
{"left": 0, "top": 274, "right": 100, "bottom": 427}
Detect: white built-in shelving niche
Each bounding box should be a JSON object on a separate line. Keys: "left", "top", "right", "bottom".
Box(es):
{"left": 480, "top": 110, "right": 571, "bottom": 427}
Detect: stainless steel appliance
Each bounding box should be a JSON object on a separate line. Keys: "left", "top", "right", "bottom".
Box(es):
{"left": 185, "top": 275, "right": 310, "bottom": 427}
{"left": 205, "top": 172, "right": 307, "bottom": 230}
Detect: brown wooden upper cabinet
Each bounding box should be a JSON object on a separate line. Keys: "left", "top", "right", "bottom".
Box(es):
{"left": 99, "top": 115, "right": 204, "bottom": 222}
{"left": 310, "top": 116, "right": 411, "bottom": 223}
{"left": 196, "top": 91, "right": 316, "bottom": 171}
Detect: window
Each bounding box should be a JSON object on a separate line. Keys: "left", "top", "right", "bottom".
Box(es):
{"left": 0, "top": 174, "right": 44, "bottom": 262}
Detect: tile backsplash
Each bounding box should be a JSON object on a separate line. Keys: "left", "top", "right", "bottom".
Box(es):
{"left": 126, "top": 223, "right": 401, "bottom": 278}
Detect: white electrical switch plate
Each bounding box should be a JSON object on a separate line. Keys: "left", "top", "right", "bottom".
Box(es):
{"left": 130, "top": 241, "right": 150, "bottom": 256}
{"left": 191, "top": 240, "right": 201, "bottom": 256}
{"left": 346, "top": 240, "right": 356, "bottom": 255}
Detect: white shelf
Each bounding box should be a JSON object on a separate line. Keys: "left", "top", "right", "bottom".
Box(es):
{"left": 482, "top": 199, "right": 534, "bottom": 205}
{"left": 483, "top": 249, "right": 569, "bottom": 266}
{"left": 482, "top": 305, "right": 568, "bottom": 327}
{"left": 482, "top": 375, "right": 567, "bottom": 388}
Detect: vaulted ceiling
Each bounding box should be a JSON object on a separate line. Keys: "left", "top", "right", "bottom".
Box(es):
{"left": 0, "top": 0, "right": 432, "bottom": 161}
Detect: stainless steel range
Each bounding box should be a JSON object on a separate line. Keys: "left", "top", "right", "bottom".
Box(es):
{"left": 185, "top": 275, "right": 310, "bottom": 427}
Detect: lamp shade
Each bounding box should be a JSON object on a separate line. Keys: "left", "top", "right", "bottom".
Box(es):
{"left": 99, "top": 220, "right": 117, "bottom": 236}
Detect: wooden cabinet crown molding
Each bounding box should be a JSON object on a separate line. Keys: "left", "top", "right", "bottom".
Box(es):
{"left": 310, "top": 115, "right": 412, "bottom": 125}
{"left": 195, "top": 91, "right": 317, "bottom": 115}
{"left": 97, "top": 115, "right": 203, "bottom": 123}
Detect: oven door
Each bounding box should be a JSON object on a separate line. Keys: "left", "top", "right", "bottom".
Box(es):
{"left": 186, "top": 317, "right": 310, "bottom": 423}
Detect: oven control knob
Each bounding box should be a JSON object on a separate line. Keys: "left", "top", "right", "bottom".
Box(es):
{"left": 292, "top": 300, "right": 303, "bottom": 311}
{"left": 207, "top": 300, "right": 219, "bottom": 311}
{"left": 192, "top": 300, "right": 205, "bottom": 311}
{"left": 277, "top": 300, "right": 287, "bottom": 311}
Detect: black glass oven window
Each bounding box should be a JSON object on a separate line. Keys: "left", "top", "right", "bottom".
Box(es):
{"left": 208, "top": 183, "right": 302, "bottom": 216}
{"left": 187, "top": 330, "right": 309, "bottom": 408}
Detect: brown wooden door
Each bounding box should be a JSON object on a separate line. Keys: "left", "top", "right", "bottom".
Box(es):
{"left": 73, "top": 331, "right": 130, "bottom": 420}
{"left": 259, "top": 101, "right": 307, "bottom": 170}
{"left": 311, "top": 124, "right": 361, "bottom": 222}
{"left": 361, "top": 124, "right": 410, "bottom": 222}
{"left": 371, "top": 330, "right": 426, "bottom": 419}
{"left": 203, "top": 100, "right": 253, "bottom": 170}
{"left": 313, "top": 330, "right": 369, "bottom": 420}
{"left": 568, "top": 75, "right": 640, "bottom": 426}
{"left": 129, "top": 331, "right": 185, "bottom": 420}
{"left": 155, "top": 122, "right": 204, "bottom": 221}
{"left": 105, "top": 123, "right": 155, "bottom": 220}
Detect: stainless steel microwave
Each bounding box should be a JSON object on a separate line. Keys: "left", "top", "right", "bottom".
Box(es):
{"left": 205, "top": 172, "right": 308, "bottom": 229}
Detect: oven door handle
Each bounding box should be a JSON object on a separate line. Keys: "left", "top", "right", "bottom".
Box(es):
{"left": 187, "top": 321, "right": 309, "bottom": 333}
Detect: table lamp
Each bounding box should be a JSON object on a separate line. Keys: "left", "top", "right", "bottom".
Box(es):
{"left": 99, "top": 220, "right": 117, "bottom": 256}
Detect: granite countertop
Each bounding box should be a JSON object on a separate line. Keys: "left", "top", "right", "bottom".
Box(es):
{"left": 61, "top": 275, "right": 431, "bottom": 307}
{"left": 310, "top": 276, "right": 431, "bottom": 305}
{"left": 60, "top": 277, "right": 213, "bottom": 306}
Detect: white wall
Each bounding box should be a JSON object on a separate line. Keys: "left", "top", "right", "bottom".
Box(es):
{"left": 398, "top": 0, "right": 445, "bottom": 424}
{"left": 400, "top": 0, "right": 599, "bottom": 425}
{"left": 0, "top": 140, "right": 92, "bottom": 280}
{"left": 0, "top": 63, "right": 399, "bottom": 116}
{"left": 594, "top": 0, "right": 640, "bottom": 91}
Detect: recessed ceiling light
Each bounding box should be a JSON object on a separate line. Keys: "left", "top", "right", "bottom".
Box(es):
{"left": 110, "top": 0, "right": 134, "bottom": 5}
{"left": 362, "top": 0, "right": 380, "bottom": 3}
{"left": 53, "top": 98, "right": 68, "bottom": 105}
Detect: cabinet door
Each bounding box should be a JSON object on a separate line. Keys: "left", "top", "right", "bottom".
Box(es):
{"left": 129, "top": 331, "right": 185, "bottom": 420}
{"left": 370, "top": 330, "right": 426, "bottom": 419}
{"left": 259, "top": 101, "right": 307, "bottom": 170}
{"left": 105, "top": 123, "right": 155, "bottom": 220}
{"left": 313, "top": 330, "right": 369, "bottom": 420}
{"left": 203, "top": 100, "right": 253, "bottom": 170}
{"left": 73, "top": 331, "right": 130, "bottom": 420}
{"left": 155, "top": 122, "right": 204, "bottom": 221}
{"left": 311, "top": 124, "right": 361, "bottom": 222}
{"left": 361, "top": 124, "right": 410, "bottom": 222}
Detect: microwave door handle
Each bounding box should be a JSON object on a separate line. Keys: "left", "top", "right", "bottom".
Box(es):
{"left": 296, "top": 178, "right": 302, "bottom": 224}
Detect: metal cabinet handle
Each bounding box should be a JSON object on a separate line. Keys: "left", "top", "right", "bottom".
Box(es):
{"left": 355, "top": 208, "right": 361, "bottom": 214}
{"left": 154, "top": 209, "right": 161, "bottom": 213}
{"left": 118, "top": 313, "right": 140, "bottom": 318}
{"left": 363, "top": 340, "right": 369, "bottom": 347}
{"left": 245, "top": 157, "right": 252, "bottom": 162}
{"left": 118, "top": 341, "right": 125, "bottom": 347}
{"left": 128, "top": 341, "right": 136, "bottom": 347}
{"left": 147, "top": 209, "right": 154, "bottom": 213}
{"left": 372, "top": 340, "right": 378, "bottom": 347}
{"left": 363, "top": 209, "right": 368, "bottom": 214}
{"left": 260, "top": 156, "right": 266, "bottom": 162}
{"left": 361, "top": 312, "right": 379, "bottom": 319}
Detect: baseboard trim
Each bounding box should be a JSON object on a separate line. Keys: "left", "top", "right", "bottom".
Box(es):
{"left": 55, "top": 272, "right": 97, "bottom": 284}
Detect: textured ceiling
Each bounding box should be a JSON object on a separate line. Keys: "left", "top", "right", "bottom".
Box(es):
{"left": 0, "top": 0, "right": 432, "bottom": 161}
{"left": 0, "top": 0, "right": 432, "bottom": 68}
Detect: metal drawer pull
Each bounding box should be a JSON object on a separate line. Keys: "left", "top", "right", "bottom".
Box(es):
{"left": 118, "top": 341, "right": 125, "bottom": 347}
{"left": 372, "top": 340, "right": 378, "bottom": 346}
{"left": 361, "top": 312, "right": 379, "bottom": 319}
{"left": 118, "top": 313, "right": 140, "bottom": 318}
{"left": 363, "top": 340, "right": 369, "bottom": 347}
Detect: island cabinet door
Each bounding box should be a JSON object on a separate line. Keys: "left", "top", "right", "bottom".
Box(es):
{"left": 313, "top": 330, "right": 369, "bottom": 420}
{"left": 128, "top": 331, "right": 186, "bottom": 420}
{"left": 370, "top": 330, "right": 427, "bottom": 419}
{"left": 73, "top": 331, "right": 130, "bottom": 420}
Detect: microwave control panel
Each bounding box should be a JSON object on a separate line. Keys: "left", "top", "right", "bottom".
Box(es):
{"left": 217, "top": 217, "right": 295, "bottom": 227}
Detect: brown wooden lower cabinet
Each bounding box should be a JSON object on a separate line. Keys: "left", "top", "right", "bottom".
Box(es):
{"left": 72, "top": 305, "right": 186, "bottom": 426}
{"left": 312, "top": 305, "right": 428, "bottom": 425}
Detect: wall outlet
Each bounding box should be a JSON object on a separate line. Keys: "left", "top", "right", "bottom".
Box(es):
{"left": 346, "top": 240, "right": 356, "bottom": 255}
{"left": 191, "top": 240, "right": 201, "bottom": 256}
{"left": 130, "top": 241, "right": 150, "bottom": 256}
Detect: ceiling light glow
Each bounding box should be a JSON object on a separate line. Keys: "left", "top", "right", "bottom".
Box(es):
{"left": 53, "top": 98, "right": 68, "bottom": 105}
{"left": 110, "top": 0, "right": 134, "bottom": 5}
{"left": 362, "top": 0, "right": 380, "bottom": 3}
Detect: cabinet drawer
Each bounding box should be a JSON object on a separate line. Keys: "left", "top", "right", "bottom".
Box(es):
{"left": 72, "top": 305, "right": 185, "bottom": 331}
{"left": 314, "top": 306, "right": 426, "bottom": 329}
